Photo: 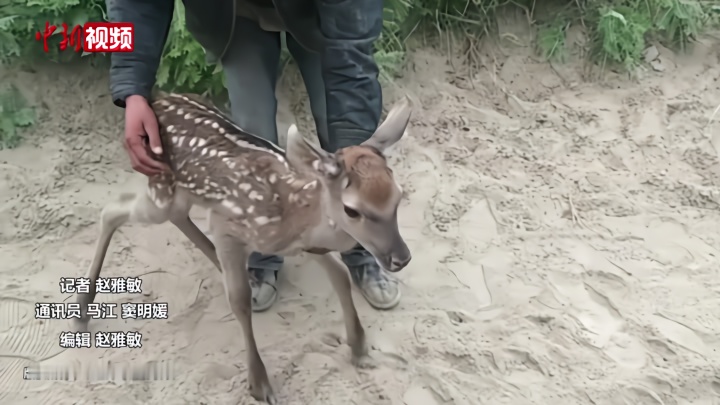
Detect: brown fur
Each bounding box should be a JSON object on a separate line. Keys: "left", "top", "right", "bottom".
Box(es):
{"left": 339, "top": 146, "right": 395, "bottom": 207}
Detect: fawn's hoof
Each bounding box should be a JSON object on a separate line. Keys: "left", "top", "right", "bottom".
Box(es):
{"left": 249, "top": 380, "right": 276, "bottom": 405}
{"left": 248, "top": 366, "right": 276, "bottom": 405}
{"left": 351, "top": 353, "right": 376, "bottom": 369}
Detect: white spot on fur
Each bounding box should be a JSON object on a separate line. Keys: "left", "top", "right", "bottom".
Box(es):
{"left": 194, "top": 118, "right": 202, "bottom": 124}
{"left": 302, "top": 180, "right": 317, "bottom": 190}
{"left": 268, "top": 174, "right": 277, "bottom": 184}
{"left": 177, "top": 136, "right": 185, "bottom": 146}
{"left": 324, "top": 162, "right": 340, "bottom": 175}
{"left": 212, "top": 122, "right": 219, "bottom": 129}
{"left": 204, "top": 119, "right": 212, "bottom": 125}
{"left": 177, "top": 108, "right": 184, "bottom": 115}
{"left": 247, "top": 206, "right": 255, "bottom": 213}
{"left": 209, "top": 149, "right": 217, "bottom": 157}
{"left": 167, "top": 125, "right": 176, "bottom": 133}
{"left": 217, "top": 151, "right": 228, "bottom": 157}
{"left": 189, "top": 138, "right": 198, "bottom": 147}
{"left": 221, "top": 200, "right": 243, "bottom": 215}
{"left": 167, "top": 105, "right": 175, "bottom": 111}
{"left": 197, "top": 139, "right": 207, "bottom": 147}
{"left": 184, "top": 113, "right": 193, "bottom": 120}
{"left": 255, "top": 216, "right": 269, "bottom": 225}
{"left": 201, "top": 148, "right": 208, "bottom": 155}
{"left": 249, "top": 190, "right": 263, "bottom": 201}
{"left": 239, "top": 183, "right": 251, "bottom": 192}
{"left": 219, "top": 127, "right": 225, "bottom": 134}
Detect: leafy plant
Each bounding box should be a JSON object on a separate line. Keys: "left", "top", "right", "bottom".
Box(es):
{"left": 653, "top": 0, "right": 705, "bottom": 51}
{"left": 594, "top": 6, "right": 652, "bottom": 70}
{"left": 537, "top": 20, "right": 570, "bottom": 63}
{"left": 0, "top": 85, "right": 35, "bottom": 150}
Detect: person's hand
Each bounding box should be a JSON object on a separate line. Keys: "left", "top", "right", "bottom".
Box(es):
{"left": 123, "top": 95, "right": 167, "bottom": 176}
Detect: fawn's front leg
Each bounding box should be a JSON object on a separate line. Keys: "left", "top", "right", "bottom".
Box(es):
{"left": 211, "top": 230, "right": 275, "bottom": 405}
{"left": 316, "top": 253, "right": 369, "bottom": 365}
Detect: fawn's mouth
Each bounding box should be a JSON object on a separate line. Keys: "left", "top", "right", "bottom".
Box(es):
{"left": 378, "top": 255, "right": 411, "bottom": 273}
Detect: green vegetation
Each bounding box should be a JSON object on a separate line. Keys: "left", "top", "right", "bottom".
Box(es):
{"left": 0, "top": 84, "right": 35, "bottom": 150}
{"left": 0, "top": 0, "right": 716, "bottom": 147}
{"left": 1, "top": 0, "right": 716, "bottom": 92}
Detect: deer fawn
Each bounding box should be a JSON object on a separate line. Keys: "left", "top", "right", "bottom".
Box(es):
{"left": 73, "top": 92, "right": 413, "bottom": 403}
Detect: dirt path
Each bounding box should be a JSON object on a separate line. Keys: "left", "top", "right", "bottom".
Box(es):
{"left": 1, "top": 36, "right": 719, "bottom": 405}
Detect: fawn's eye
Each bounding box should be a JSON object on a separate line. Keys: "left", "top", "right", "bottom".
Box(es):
{"left": 344, "top": 206, "right": 360, "bottom": 218}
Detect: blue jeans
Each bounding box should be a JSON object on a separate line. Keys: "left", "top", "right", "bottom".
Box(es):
{"left": 220, "top": 16, "right": 376, "bottom": 272}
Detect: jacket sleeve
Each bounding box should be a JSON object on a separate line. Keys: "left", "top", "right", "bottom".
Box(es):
{"left": 106, "top": 0, "right": 175, "bottom": 108}
{"left": 314, "top": 0, "right": 384, "bottom": 151}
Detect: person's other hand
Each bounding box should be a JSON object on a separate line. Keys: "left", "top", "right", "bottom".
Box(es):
{"left": 124, "top": 95, "right": 166, "bottom": 176}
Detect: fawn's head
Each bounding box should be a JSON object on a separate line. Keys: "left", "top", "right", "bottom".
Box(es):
{"left": 286, "top": 97, "right": 413, "bottom": 273}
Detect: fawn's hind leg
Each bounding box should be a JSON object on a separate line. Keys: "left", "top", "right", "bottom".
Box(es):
{"left": 73, "top": 189, "right": 177, "bottom": 332}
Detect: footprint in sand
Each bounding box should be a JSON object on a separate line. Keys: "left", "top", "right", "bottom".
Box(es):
{"left": 547, "top": 271, "right": 647, "bottom": 369}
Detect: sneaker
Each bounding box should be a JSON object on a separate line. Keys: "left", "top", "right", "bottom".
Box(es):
{"left": 250, "top": 268, "right": 278, "bottom": 312}
{"left": 348, "top": 263, "right": 401, "bottom": 310}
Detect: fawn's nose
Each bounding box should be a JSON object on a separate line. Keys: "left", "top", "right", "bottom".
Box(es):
{"left": 390, "top": 255, "right": 411, "bottom": 272}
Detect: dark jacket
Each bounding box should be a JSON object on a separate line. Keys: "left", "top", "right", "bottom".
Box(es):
{"left": 106, "top": 0, "right": 384, "bottom": 150}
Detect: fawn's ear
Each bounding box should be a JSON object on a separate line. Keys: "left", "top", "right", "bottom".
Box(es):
{"left": 361, "top": 96, "right": 412, "bottom": 152}
{"left": 286, "top": 125, "right": 342, "bottom": 177}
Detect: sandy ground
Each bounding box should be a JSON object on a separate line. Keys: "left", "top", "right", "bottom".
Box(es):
{"left": 2, "top": 31, "right": 720, "bottom": 405}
